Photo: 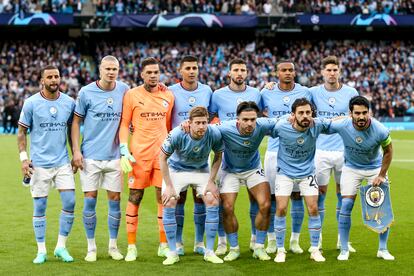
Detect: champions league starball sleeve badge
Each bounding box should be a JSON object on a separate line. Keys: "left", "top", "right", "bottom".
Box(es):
{"left": 360, "top": 182, "right": 394, "bottom": 233}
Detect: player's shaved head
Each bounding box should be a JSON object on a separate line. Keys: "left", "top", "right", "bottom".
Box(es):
{"left": 100, "top": 55, "right": 119, "bottom": 66}
{"left": 40, "top": 65, "right": 59, "bottom": 78}
{"left": 276, "top": 60, "right": 295, "bottom": 71}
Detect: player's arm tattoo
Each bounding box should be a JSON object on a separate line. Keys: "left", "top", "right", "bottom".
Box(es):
{"left": 17, "top": 125, "right": 28, "bottom": 153}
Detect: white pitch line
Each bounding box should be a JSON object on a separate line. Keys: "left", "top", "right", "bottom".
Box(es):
{"left": 393, "top": 159, "right": 414, "bottom": 162}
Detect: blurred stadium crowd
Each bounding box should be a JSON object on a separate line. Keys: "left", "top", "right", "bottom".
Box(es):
{"left": 94, "top": 0, "right": 414, "bottom": 15}
{"left": 1, "top": 38, "right": 413, "bottom": 132}
{"left": 0, "top": 0, "right": 413, "bottom": 15}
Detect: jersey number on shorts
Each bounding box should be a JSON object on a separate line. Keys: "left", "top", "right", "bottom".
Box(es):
{"left": 307, "top": 175, "right": 318, "bottom": 189}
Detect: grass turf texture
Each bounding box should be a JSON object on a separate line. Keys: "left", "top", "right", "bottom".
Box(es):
{"left": 0, "top": 132, "right": 413, "bottom": 275}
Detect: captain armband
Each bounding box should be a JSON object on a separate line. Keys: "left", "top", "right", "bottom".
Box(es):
{"left": 381, "top": 136, "right": 392, "bottom": 148}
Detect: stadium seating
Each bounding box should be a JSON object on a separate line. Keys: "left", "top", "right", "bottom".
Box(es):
{"left": 0, "top": 39, "right": 413, "bottom": 130}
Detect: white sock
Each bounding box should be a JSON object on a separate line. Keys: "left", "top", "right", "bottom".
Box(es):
{"left": 229, "top": 246, "right": 239, "bottom": 251}
{"left": 218, "top": 236, "right": 227, "bottom": 245}
{"left": 56, "top": 235, "right": 67, "bottom": 249}
{"left": 108, "top": 238, "right": 117, "bottom": 250}
{"left": 37, "top": 242, "right": 46, "bottom": 254}
{"left": 176, "top": 242, "right": 184, "bottom": 248}
{"left": 290, "top": 232, "right": 300, "bottom": 241}
{"left": 268, "top": 232, "right": 276, "bottom": 241}
{"left": 195, "top": 241, "right": 204, "bottom": 248}
{"left": 255, "top": 243, "right": 264, "bottom": 249}
{"left": 128, "top": 244, "right": 136, "bottom": 249}
{"left": 87, "top": 238, "right": 96, "bottom": 252}
{"left": 250, "top": 234, "right": 256, "bottom": 242}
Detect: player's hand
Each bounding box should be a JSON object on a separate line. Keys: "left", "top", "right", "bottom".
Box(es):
{"left": 162, "top": 186, "right": 177, "bottom": 206}
{"left": 72, "top": 150, "right": 84, "bottom": 173}
{"left": 21, "top": 160, "right": 34, "bottom": 178}
{"left": 264, "top": 82, "right": 276, "bottom": 90}
{"left": 372, "top": 175, "right": 386, "bottom": 187}
{"left": 205, "top": 179, "right": 220, "bottom": 199}
{"left": 120, "top": 143, "right": 136, "bottom": 173}
{"left": 158, "top": 83, "right": 168, "bottom": 92}
{"left": 180, "top": 120, "right": 190, "bottom": 133}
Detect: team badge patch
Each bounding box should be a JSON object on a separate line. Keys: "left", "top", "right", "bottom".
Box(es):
{"left": 49, "top": 107, "right": 57, "bottom": 118}
{"left": 360, "top": 183, "right": 394, "bottom": 233}
{"left": 328, "top": 97, "right": 336, "bottom": 105}
{"left": 243, "top": 140, "right": 251, "bottom": 145}
{"left": 355, "top": 136, "right": 363, "bottom": 144}
{"left": 128, "top": 176, "right": 135, "bottom": 185}
{"left": 162, "top": 100, "right": 169, "bottom": 108}
{"left": 283, "top": 96, "right": 290, "bottom": 103}
{"left": 107, "top": 97, "right": 114, "bottom": 105}
{"left": 193, "top": 146, "right": 200, "bottom": 153}
{"left": 297, "top": 137, "right": 305, "bottom": 145}
{"left": 188, "top": 96, "right": 196, "bottom": 104}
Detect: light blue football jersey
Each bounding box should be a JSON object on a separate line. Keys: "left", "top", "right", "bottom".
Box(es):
{"left": 161, "top": 125, "right": 224, "bottom": 171}
{"left": 218, "top": 118, "right": 278, "bottom": 173}
{"left": 326, "top": 117, "right": 390, "bottom": 170}
{"left": 210, "top": 85, "right": 261, "bottom": 121}
{"left": 261, "top": 83, "right": 311, "bottom": 152}
{"left": 169, "top": 82, "right": 212, "bottom": 128}
{"left": 74, "top": 80, "right": 129, "bottom": 160}
{"left": 310, "top": 84, "right": 358, "bottom": 151}
{"left": 18, "top": 92, "right": 75, "bottom": 168}
{"left": 276, "top": 118, "right": 331, "bottom": 178}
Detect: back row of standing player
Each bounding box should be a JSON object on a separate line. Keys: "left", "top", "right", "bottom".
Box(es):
{"left": 17, "top": 55, "right": 393, "bottom": 265}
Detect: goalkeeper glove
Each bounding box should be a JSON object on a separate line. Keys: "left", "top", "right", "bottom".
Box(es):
{"left": 120, "top": 143, "right": 136, "bottom": 173}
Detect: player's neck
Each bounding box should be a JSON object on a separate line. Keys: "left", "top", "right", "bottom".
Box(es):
{"left": 181, "top": 81, "right": 197, "bottom": 91}
{"left": 98, "top": 79, "right": 116, "bottom": 91}
{"left": 229, "top": 82, "right": 246, "bottom": 92}
{"left": 41, "top": 89, "right": 59, "bottom": 100}
{"left": 278, "top": 82, "right": 294, "bottom": 92}
{"left": 324, "top": 82, "right": 341, "bottom": 91}
{"left": 144, "top": 83, "right": 158, "bottom": 93}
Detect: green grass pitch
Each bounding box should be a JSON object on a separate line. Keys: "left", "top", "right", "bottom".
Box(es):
{"left": 0, "top": 132, "right": 413, "bottom": 275}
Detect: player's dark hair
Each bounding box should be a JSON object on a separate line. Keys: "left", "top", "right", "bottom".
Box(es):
{"left": 141, "top": 57, "right": 159, "bottom": 70}
{"left": 237, "top": 101, "right": 260, "bottom": 116}
{"left": 276, "top": 60, "right": 295, "bottom": 71}
{"left": 180, "top": 55, "right": 198, "bottom": 67}
{"left": 40, "top": 65, "right": 59, "bottom": 78}
{"left": 349, "top": 96, "right": 370, "bottom": 111}
{"left": 229, "top": 58, "right": 247, "bottom": 70}
{"left": 292, "top": 98, "right": 317, "bottom": 117}
{"left": 322, "top": 55, "right": 340, "bottom": 69}
{"left": 189, "top": 106, "right": 209, "bottom": 121}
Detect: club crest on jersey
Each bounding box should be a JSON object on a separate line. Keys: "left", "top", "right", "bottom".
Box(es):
{"left": 297, "top": 137, "right": 305, "bottom": 145}
{"left": 328, "top": 97, "right": 336, "bottom": 108}
{"left": 193, "top": 146, "right": 200, "bottom": 153}
{"left": 188, "top": 96, "right": 196, "bottom": 104}
{"left": 243, "top": 140, "right": 251, "bottom": 145}
{"left": 162, "top": 100, "right": 169, "bottom": 108}
{"left": 107, "top": 97, "right": 114, "bottom": 110}
{"left": 49, "top": 107, "right": 57, "bottom": 118}
{"left": 283, "top": 96, "right": 290, "bottom": 103}
{"left": 128, "top": 176, "right": 135, "bottom": 185}
{"left": 237, "top": 98, "right": 244, "bottom": 104}
{"left": 365, "top": 186, "right": 385, "bottom": 208}
{"left": 355, "top": 136, "right": 363, "bottom": 144}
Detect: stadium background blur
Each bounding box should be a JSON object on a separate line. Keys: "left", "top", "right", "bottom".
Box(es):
{"left": 0, "top": 3, "right": 414, "bottom": 274}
